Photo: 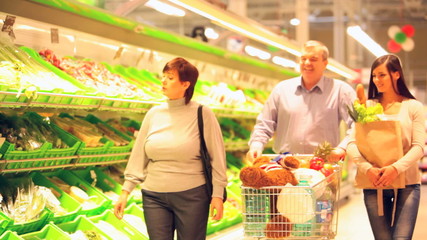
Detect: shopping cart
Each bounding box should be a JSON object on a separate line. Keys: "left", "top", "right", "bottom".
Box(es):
{"left": 241, "top": 155, "right": 341, "bottom": 239}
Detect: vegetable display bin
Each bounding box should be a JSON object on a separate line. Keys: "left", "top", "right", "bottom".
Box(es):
{"left": 30, "top": 172, "right": 82, "bottom": 224}
{"left": 25, "top": 112, "right": 81, "bottom": 168}
{"left": 41, "top": 124, "right": 81, "bottom": 167}
{"left": 42, "top": 169, "right": 111, "bottom": 217}
{"left": 55, "top": 113, "right": 114, "bottom": 164}
{"left": 0, "top": 215, "right": 12, "bottom": 236}
{"left": 0, "top": 141, "right": 50, "bottom": 170}
{"left": 0, "top": 231, "right": 23, "bottom": 240}
{"left": 56, "top": 215, "right": 110, "bottom": 240}
{"left": 19, "top": 46, "right": 99, "bottom": 107}
{"left": 89, "top": 209, "right": 148, "bottom": 240}
{"left": 122, "top": 203, "right": 149, "bottom": 239}
{"left": 0, "top": 210, "right": 53, "bottom": 235}
{"left": 20, "top": 223, "right": 70, "bottom": 240}
{"left": 71, "top": 166, "right": 136, "bottom": 208}
{"left": 84, "top": 114, "right": 134, "bottom": 163}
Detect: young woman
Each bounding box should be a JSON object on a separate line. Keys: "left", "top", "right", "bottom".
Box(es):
{"left": 114, "top": 57, "right": 227, "bottom": 240}
{"left": 347, "top": 54, "right": 424, "bottom": 240}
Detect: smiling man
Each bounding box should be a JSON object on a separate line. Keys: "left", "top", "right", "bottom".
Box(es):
{"left": 247, "top": 40, "right": 357, "bottom": 163}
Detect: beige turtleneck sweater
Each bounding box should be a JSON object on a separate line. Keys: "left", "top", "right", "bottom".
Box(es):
{"left": 122, "top": 98, "right": 227, "bottom": 199}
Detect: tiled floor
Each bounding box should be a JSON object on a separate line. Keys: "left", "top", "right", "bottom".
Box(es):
{"left": 208, "top": 184, "right": 427, "bottom": 240}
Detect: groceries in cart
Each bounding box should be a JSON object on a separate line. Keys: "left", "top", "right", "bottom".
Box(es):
{"left": 240, "top": 142, "right": 341, "bottom": 239}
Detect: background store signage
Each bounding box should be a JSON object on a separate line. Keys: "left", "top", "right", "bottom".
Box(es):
{"left": 227, "top": 35, "right": 245, "bottom": 53}
{"left": 1, "top": 15, "right": 16, "bottom": 39}
{"left": 51, "top": 28, "right": 59, "bottom": 44}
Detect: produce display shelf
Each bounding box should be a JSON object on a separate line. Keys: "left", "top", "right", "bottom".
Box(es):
{"left": 0, "top": 230, "right": 23, "bottom": 240}
{"left": 71, "top": 166, "right": 135, "bottom": 207}
{"left": 0, "top": 153, "right": 130, "bottom": 173}
{"left": 30, "top": 172, "right": 83, "bottom": 225}
{"left": 0, "top": 91, "right": 158, "bottom": 113}
{"left": 42, "top": 170, "right": 112, "bottom": 217}
{"left": 0, "top": 91, "right": 260, "bottom": 118}
{"left": 20, "top": 223, "right": 71, "bottom": 240}
{"left": 74, "top": 159, "right": 128, "bottom": 167}
{"left": 88, "top": 209, "right": 148, "bottom": 240}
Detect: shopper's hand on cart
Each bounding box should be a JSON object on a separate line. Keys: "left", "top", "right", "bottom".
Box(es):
{"left": 328, "top": 148, "right": 346, "bottom": 163}
{"left": 114, "top": 190, "right": 129, "bottom": 219}
{"left": 210, "top": 197, "right": 224, "bottom": 221}
{"left": 246, "top": 148, "right": 262, "bottom": 163}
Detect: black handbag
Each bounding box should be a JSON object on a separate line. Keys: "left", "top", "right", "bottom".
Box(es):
{"left": 197, "top": 105, "right": 227, "bottom": 202}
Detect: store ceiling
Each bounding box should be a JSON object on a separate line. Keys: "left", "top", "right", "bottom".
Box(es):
{"left": 101, "top": 0, "right": 427, "bottom": 97}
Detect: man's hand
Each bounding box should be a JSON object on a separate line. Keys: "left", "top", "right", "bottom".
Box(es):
{"left": 246, "top": 149, "right": 262, "bottom": 163}
{"left": 210, "top": 197, "right": 224, "bottom": 221}
{"left": 328, "top": 148, "right": 346, "bottom": 163}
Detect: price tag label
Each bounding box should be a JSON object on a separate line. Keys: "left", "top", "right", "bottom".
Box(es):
{"left": 136, "top": 50, "right": 145, "bottom": 67}
{"left": 1, "top": 15, "right": 16, "bottom": 39}
{"left": 51, "top": 28, "right": 59, "bottom": 44}
{"left": 114, "top": 46, "right": 124, "bottom": 60}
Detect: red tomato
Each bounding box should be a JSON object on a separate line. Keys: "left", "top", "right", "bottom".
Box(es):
{"left": 309, "top": 157, "right": 325, "bottom": 170}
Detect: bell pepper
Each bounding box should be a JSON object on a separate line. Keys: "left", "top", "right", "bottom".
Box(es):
{"left": 309, "top": 157, "right": 325, "bottom": 170}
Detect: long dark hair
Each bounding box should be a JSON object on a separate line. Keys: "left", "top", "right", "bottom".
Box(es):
{"left": 368, "top": 54, "right": 415, "bottom": 99}
{"left": 163, "top": 57, "right": 199, "bottom": 104}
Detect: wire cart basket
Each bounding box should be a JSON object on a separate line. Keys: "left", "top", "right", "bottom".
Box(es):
{"left": 241, "top": 156, "right": 341, "bottom": 239}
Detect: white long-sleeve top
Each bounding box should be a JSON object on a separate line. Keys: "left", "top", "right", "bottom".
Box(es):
{"left": 347, "top": 99, "right": 425, "bottom": 185}
{"left": 122, "top": 98, "right": 227, "bottom": 198}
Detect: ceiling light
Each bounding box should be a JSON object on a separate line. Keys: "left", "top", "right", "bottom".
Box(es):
{"left": 204, "top": 27, "right": 219, "bottom": 40}
{"left": 290, "top": 18, "right": 300, "bottom": 26}
{"left": 167, "top": 0, "right": 357, "bottom": 79}
{"left": 244, "top": 45, "right": 271, "bottom": 60}
{"left": 347, "top": 25, "right": 388, "bottom": 57}
{"left": 145, "top": 0, "right": 186, "bottom": 17}
{"left": 272, "top": 56, "right": 297, "bottom": 68}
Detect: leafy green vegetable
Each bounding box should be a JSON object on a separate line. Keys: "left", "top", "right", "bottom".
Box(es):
{"left": 347, "top": 101, "right": 383, "bottom": 123}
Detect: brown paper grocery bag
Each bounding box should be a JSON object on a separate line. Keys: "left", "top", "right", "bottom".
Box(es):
{"left": 354, "top": 120, "right": 405, "bottom": 221}
{"left": 354, "top": 120, "right": 405, "bottom": 189}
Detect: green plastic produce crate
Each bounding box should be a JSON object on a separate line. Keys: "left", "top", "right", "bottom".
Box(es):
{"left": 55, "top": 113, "right": 114, "bottom": 164}
{"left": 122, "top": 203, "right": 149, "bottom": 238}
{"left": 0, "top": 214, "right": 12, "bottom": 236}
{"left": 71, "top": 166, "right": 136, "bottom": 207}
{"left": 84, "top": 114, "right": 134, "bottom": 163}
{"left": 0, "top": 231, "right": 23, "bottom": 240}
{"left": 19, "top": 46, "right": 100, "bottom": 107}
{"left": 23, "top": 112, "right": 81, "bottom": 167}
{"left": 103, "top": 64, "right": 162, "bottom": 102}
{"left": 0, "top": 141, "right": 50, "bottom": 170}
{"left": 20, "top": 223, "right": 71, "bottom": 240}
{"left": 0, "top": 87, "right": 31, "bottom": 106}
{"left": 56, "top": 215, "right": 110, "bottom": 239}
{"left": 30, "top": 172, "right": 82, "bottom": 224}
{"left": 42, "top": 124, "right": 81, "bottom": 167}
{"left": 121, "top": 119, "right": 141, "bottom": 137}
{"left": 0, "top": 209, "right": 53, "bottom": 235}
{"left": 42, "top": 170, "right": 111, "bottom": 217}
{"left": 89, "top": 209, "right": 148, "bottom": 240}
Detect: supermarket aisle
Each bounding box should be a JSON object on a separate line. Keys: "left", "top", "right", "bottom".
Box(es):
{"left": 208, "top": 184, "right": 427, "bottom": 240}
{"left": 336, "top": 184, "right": 427, "bottom": 240}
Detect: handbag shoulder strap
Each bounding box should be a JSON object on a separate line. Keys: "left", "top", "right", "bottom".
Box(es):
{"left": 197, "top": 105, "right": 207, "bottom": 152}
